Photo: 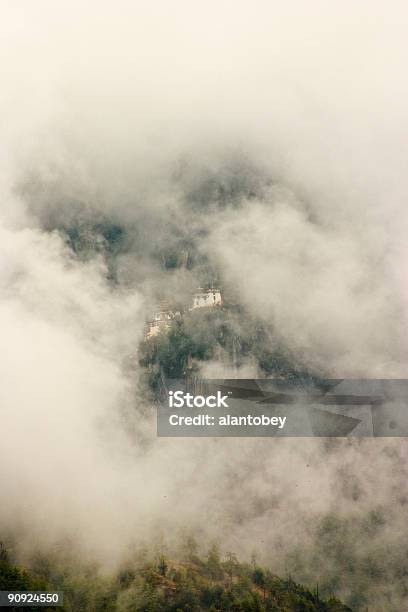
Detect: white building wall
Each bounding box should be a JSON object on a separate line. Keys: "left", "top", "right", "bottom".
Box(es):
{"left": 192, "top": 289, "right": 222, "bottom": 309}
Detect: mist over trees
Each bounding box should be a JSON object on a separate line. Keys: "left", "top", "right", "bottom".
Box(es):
{"left": 0, "top": 542, "right": 352, "bottom": 612}
{"left": 1, "top": 2, "right": 408, "bottom": 610}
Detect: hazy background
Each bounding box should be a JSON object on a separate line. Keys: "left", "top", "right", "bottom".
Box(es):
{"left": 1, "top": 2, "right": 408, "bottom": 608}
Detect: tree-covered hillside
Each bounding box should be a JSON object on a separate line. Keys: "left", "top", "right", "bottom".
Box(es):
{"left": 0, "top": 543, "right": 352, "bottom": 612}
{"left": 139, "top": 303, "right": 321, "bottom": 391}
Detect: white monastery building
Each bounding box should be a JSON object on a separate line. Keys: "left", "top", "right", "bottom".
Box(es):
{"left": 145, "top": 303, "right": 175, "bottom": 339}
{"left": 191, "top": 288, "right": 222, "bottom": 309}
{"left": 145, "top": 288, "right": 222, "bottom": 340}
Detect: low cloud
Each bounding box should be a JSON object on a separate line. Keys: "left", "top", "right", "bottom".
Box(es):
{"left": 1, "top": 2, "right": 408, "bottom": 608}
